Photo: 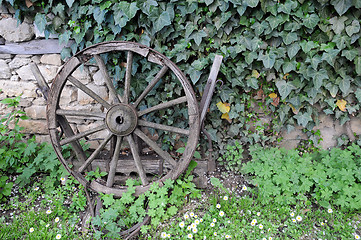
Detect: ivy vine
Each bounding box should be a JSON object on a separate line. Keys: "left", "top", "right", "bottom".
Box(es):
{"left": 3, "top": 0, "right": 361, "bottom": 155}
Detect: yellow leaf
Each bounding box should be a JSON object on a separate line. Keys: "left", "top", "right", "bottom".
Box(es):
{"left": 289, "top": 104, "right": 299, "bottom": 114}
{"left": 251, "top": 70, "right": 260, "bottom": 79}
{"left": 221, "top": 113, "right": 232, "bottom": 123}
{"left": 269, "top": 93, "right": 277, "bottom": 99}
{"left": 336, "top": 99, "right": 347, "bottom": 112}
{"left": 216, "top": 102, "right": 230, "bottom": 113}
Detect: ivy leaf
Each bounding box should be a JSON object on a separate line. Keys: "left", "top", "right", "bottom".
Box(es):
{"left": 313, "top": 69, "right": 329, "bottom": 88}
{"left": 336, "top": 99, "right": 347, "bottom": 111}
{"left": 35, "top": 13, "right": 47, "bottom": 33}
{"left": 258, "top": 51, "right": 276, "bottom": 69}
{"left": 118, "top": 2, "right": 139, "bottom": 19}
{"left": 190, "top": 30, "right": 207, "bottom": 46}
{"left": 339, "top": 77, "right": 350, "bottom": 95}
{"left": 303, "top": 14, "right": 319, "bottom": 29}
{"left": 282, "top": 59, "right": 296, "bottom": 73}
{"left": 300, "top": 40, "right": 318, "bottom": 53}
{"left": 154, "top": 11, "right": 171, "bottom": 33}
{"left": 329, "top": 16, "right": 348, "bottom": 35}
{"left": 294, "top": 112, "right": 312, "bottom": 127}
{"left": 275, "top": 80, "right": 296, "bottom": 100}
{"left": 266, "top": 15, "right": 284, "bottom": 30}
{"left": 65, "top": 0, "right": 74, "bottom": 8}
{"left": 287, "top": 42, "right": 300, "bottom": 59}
{"left": 331, "top": 0, "right": 352, "bottom": 16}
{"left": 322, "top": 49, "right": 340, "bottom": 66}
{"left": 346, "top": 20, "right": 360, "bottom": 36}
{"left": 244, "top": 0, "right": 259, "bottom": 8}
{"left": 216, "top": 102, "right": 231, "bottom": 114}
{"left": 355, "top": 89, "right": 361, "bottom": 102}
{"left": 282, "top": 32, "right": 298, "bottom": 45}
{"left": 187, "top": 67, "right": 202, "bottom": 84}
{"left": 332, "top": 34, "right": 350, "bottom": 50}
{"left": 93, "top": 7, "right": 106, "bottom": 25}
{"left": 245, "top": 51, "right": 258, "bottom": 64}
{"left": 306, "top": 55, "right": 322, "bottom": 70}
{"left": 355, "top": 57, "right": 361, "bottom": 76}
{"left": 59, "top": 31, "right": 71, "bottom": 45}
{"left": 251, "top": 21, "right": 269, "bottom": 36}
{"left": 247, "top": 77, "right": 259, "bottom": 89}
{"left": 214, "top": 12, "right": 232, "bottom": 30}
{"left": 342, "top": 49, "right": 358, "bottom": 61}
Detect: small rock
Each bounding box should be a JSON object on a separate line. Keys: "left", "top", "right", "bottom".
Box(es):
{"left": 0, "top": 18, "right": 34, "bottom": 42}
{"left": 40, "top": 54, "right": 62, "bottom": 66}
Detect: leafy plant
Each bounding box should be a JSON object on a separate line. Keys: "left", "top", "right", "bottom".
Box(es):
{"left": 242, "top": 144, "right": 361, "bottom": 211}
{"left": 217, "top": 140, "right": 244, "bottom": 173}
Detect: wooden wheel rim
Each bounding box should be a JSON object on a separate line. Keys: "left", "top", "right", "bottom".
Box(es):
{"left": 47, "top": 41, "right": 200, "bottom": 197}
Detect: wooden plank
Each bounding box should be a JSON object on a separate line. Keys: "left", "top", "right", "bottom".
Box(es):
{"left": 0, "top": 39, "right": 74, "bottom": 54}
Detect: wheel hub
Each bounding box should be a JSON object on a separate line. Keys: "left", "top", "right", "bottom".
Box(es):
{"left": 105, "top": 103, "right": 138, "bottom": 136}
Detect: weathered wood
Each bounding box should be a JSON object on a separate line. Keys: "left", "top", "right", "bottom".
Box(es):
{"left": 68, "top": 75, "right": 112, "bottom": 109}
{"left": 60, "top": 124, "right": 106, "bottom": 146}
{"left": 56, "top": 109, "right": 106, "bottom": 119}
{"left": 134, "top": 128, "right": 177, "bottom": 167}
{"left": 127, "top": 135, "right": 149, "bottom": 185}
{"left": 0, "top": 39, "right": 74, "bottom": 54}
{"left": 137, "top": 96, "right": 187, "bottom": 117}
{"left": 123, "top": 51, "right": 133, "bottom": 104}
{"left": 94, "top": 54, "right": 120, "bottom": 104}
{"left": 133, "top": 66, "right": 168, "bottom": 107}
{"left": 78, "top": 133, "right": 113, "bottom": 172}
{"left": 82, "top": 42, "right": 149, "bottom": 57}
{"left": 106, "top": 136, "right": 122, "bottom": 187}
{"left": 30, "top": 63, "right": 50, "bottom": 100}
{"left": 138, "top": 119, "right": 189, "bottom": 135}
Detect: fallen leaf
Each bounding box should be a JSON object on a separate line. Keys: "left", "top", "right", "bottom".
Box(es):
{"left": 221, "top": 113, "right": 232, "bottom": 123}
{"left": 283, "top": 73, "right": 290, "bottom": 79}
{"left": 269, "top": 93, "right": 278, "bottom": 99}
{"left": 289, "top": 104, "right": 299, "bottom": 114}
{"left": 255, "top": 89, "right": 264, "bottom": 100}
{"left": 336, "top": 99, "right": 347, "bottom": 112}
{"left": 216, "top": 102, "right": 230, "bottom": 113}
{"left": 271, "top": 97, "right": 280, "bottom": 107}
{"left": 25, "top": 0, "right": 33, "bottom": 8}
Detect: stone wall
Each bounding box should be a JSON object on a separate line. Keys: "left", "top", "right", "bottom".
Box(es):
{"left": 1, "top": 4, "right": 361, "bottom": 151}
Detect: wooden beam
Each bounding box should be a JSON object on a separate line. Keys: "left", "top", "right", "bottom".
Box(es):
{"left": 0, "top": 39, "right": 74, "bottom": 54}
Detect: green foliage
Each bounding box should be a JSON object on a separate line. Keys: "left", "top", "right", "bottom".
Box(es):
{"left": 93, "top": 174, "right": 201, "bottom": 238}
{"left": 242, "top": 144, "right": 361, "bottom": 211}
{"left": 217, "top": 140, "right": 244, "bottom": 173}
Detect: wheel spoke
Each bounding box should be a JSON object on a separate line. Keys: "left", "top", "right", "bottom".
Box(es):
{"left": 133, "top": 66, "right": 169, "bottom": 107}
{"left": 68, "top": 76, "right": 111, "bottom": 109}
{"left": 137, "top": 96, "right": 187, "bottom": 117}
{"left": 60, "top": 124, "right": 107, "bottom": 146}
{"left": 134, "top": 128, "right": 177, "bottom": 167}
{"left": 138, "top": 120, "right": 189, "bottom": 135}
{"left": 56, "top": 109, "right": 105, "bottom": 119}
{"left": 94, "top": 54, "right": 120, "bottom": 104}
{"left": 123, "top": 51, "right": 133, "bottom": 104}
{"left": 106, "top": 136, "right": 122, "bottom": 187}
{"left": 127, "top": 135, "right": 149, "bottom": 185}
{"left": 78, "top": 132, "right": 113, "bottom": 172}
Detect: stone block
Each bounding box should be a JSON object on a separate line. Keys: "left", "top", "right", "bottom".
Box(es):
{"left": 0, "top": 59, "right": 11, "bottom": 78}
{"left": 18, "top": 119, "right": 48, "bottom": 134}
{"left": 25, "top": 105, "right": 47, "bottom": 119}
{"left": 350, "top": 117, "right": 361, "bottom": 135}
{"left": 72, "top": 67, "right": 91, "bottom": 84}
{"left": 278, "top": 127, "right": 306, "bottom": 150}
{"left": 16, "top": 64, "right": 36, "bottom": 81}
{"left": 38, "top": 65, "right": 59, "bottom": 82}
{"left": 34, "top": 134, "right": 51, "bottom": 144}
{"left": 318, "top": 127, "right": 337, "bottom": 149}
{"left": 59, "top": 85, "right": 78, "bottom": 106}
{"left": 0, "top": 4, "right": 8, "bottom": 14}
{"left": 317, "top": 113, "right": 335, "bottom": 129}
{"left": 34, "top": 24, "right": 58, "bottom": 39}
{"left": 0, "top": 18, "right": 34, "bottom": 42}
{"left": 40, "top": 54, "right": 62, "bottom": 66}
{"left": 92, "top": 70, "right": 105, "bottom": 86}
{"left": 0, "top": 54, "right": 12, "bottom": 59}
{"left": 0, "top": 80, "right": 37, "bottom": 98}
{"left": 10, "top": 75, "right": 19, "bottom": 81}
{"left": 78, "top": 83, "right": 108, "bottom": 105}
{"left": 9, "top": 56, "right": 32, "bottom": 69}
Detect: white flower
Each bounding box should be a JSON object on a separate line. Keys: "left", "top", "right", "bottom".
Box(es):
{"left": 46, "top": 210, "right": 52, "bottom": 214}
{"left": 296, "top": 215, "right": 302, "bottom": 222}
{"left": 214, "top": 232, "right": 217, "bottom": 236}
{"left": 192, "top": 228, "right": 198, "bottom": 233}
{"left": 321, "top": 222, "right": 325, "bottom": 226}
{"left": 210, "top": 222, "right": 215, "bottom": 227}
{"left": 167, "top": 234, "right": 170, "bottom": 238}
{"left": 29, "top": 227, "right": 34, "bottom": 233}
{"left": 328, "top": 208, "right": 333, "bottom": 213}
{"left": 269, "top": 237, "right": 273, "bottom": 240}
{"left": 195, "top": 219, "right": 200, "bottom": 225}
{"left": 223, "top": 196, "right": 229, "bottom": 200}
{"left": 55, "top": 217, "right": 60, "bottom": 223}
{"left": 200, "top": 219, "right": 203, "bottom": 222}
{"left": 225, "top": 235, "right": 232, "bottom": 239}
{"left": 251, "top": 221, "right": 256, "bottom": 226}
{"left": 34, "top": 187, "right": 39, "bottom": 191}
{"left": 252, "top": 219, "right": 257, "bottom": 224}
{"left": 187, "top": 233, "right": 193, "bottom": 239}
{"left": 257, "top": 212, "right": 261, "bottom": 216}
{"left": 191, "top": 223, "right": 197, "bottom": 229}
{"left": 184, "top": 213, "right": 189, "bottom": 220}
{"left": 194, "top": 215, "right": 198, "bottom": 218}
{"left": 190, "top": 212, "right": 195, "bottom": 217}
{"left": 290, "top": 212, "right": 295, "bottom": 217}
{"left": 161, "top": 232, "right": 167, "bottom": 238}
{"left": 56, "top": 234, "right": 61, "bottom": 239}
{"left": 259, "top": 224, "right": 263, "bottom": 229}
{"left": 179, "top": 221, "right": 185, "bottom": 228}
{"left": 219, "top": 211, "right": 225, "bottom": 217}
{"left": 213, "top": 218, "right": 217, "bottom": 222}
{"left": 242, "top": 186, "right": 247, "bottom": 191}
{"left": 216, "top": 204, "right": 221, "bottom": 209}
{"left": 187, "top": 225, "right": 192, "bottom": 231}
{"left": 292, "top": 219, "right": 296, "bottom": 223}
{"left": 45, "top": 224, "right": 50, "bottom": 227}
{"left": 60, "top": 177, "right": 66, "bottom": 182}
{"left": 355, "top": 234, "right": 360, "bottom": 239}
{"left": 262, "top": 238, "right": 267, "bottom": 240}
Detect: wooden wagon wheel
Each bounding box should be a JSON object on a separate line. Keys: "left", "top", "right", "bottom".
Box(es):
{"left": 47, "top": 41, "right": 200, "bottom": 197}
